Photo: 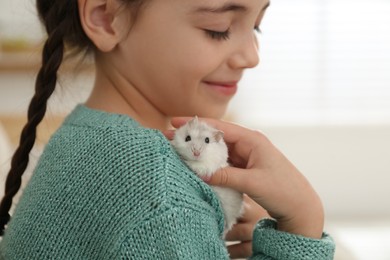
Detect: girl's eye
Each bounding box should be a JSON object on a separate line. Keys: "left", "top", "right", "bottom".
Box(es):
{"left": 205, "top": 26, "right": 261, "bottom": 41}
{"left": 185, "top": 135, "right": 191, "bottom": 142}
{"left": 205, "top": 29, "right": 230, "bottom": 41}
{"left": 205, "top": 137, "right": 210, "bottom": 144}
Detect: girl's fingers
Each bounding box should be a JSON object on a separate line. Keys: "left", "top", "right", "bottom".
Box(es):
{"left": 170, "top": 117, "right": 262, "bottom": 165}
{"left": 241, "top": 194, "right": 270, "bottom": 221}
{"left": 206, "top": 166, "right": 259, "bottom": 195}
{"left": 225, "top": 223, "right": 253, "bottom": 241}
{"left": 225, "top": 195, "right": 269, "bottom": 241}
{"left": 169, "top": 117, "right": 192, "bottom": 128}
{"left": 226, "top": 241, "right": 252, "bottom": 259}
{"left": 162, "top": 129, "right": 175, "bottom": 140}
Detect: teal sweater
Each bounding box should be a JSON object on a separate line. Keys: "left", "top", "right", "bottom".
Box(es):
{"left": 0, "top": 105, "right": 335, "bottom": 259}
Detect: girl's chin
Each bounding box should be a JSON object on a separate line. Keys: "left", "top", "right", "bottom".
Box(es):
{"left": 192, "top": 106, "right": 228, "bottom": 119}
{"left": 170, "top": 100, "right": 230, "bottom": 119}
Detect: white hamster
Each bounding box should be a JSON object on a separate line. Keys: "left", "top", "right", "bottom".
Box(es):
{"left": 171, "top": 117, "right": 244, "bottom": 236}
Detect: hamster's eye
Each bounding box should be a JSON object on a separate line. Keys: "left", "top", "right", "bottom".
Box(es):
{"left": 185, "top": 135, "right": 191, "bottom": 142}
{"left": 205, "top": 137, "right": 210, "bottom": 144}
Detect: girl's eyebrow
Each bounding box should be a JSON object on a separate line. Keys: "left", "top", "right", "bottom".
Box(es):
{"left": 192, "top": 1, "right": 270, "bottom": 14}
{"left": 193, "top": 3, "right": 248, "bottom": 14}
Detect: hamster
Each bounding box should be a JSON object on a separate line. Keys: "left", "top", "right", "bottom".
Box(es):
{"left": 171, "top": 116, "right": 244, "bottom": 236}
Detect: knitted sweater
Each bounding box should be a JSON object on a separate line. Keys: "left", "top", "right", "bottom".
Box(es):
{"left": 0, "top": 105, "right": 335, "bottom": 259}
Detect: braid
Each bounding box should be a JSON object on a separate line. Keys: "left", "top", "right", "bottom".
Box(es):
{"left": 0, "top": 7, "right": 67, "bottom": 236}
{"left": 0, "top": 0, "right": 148, "bottom": 236}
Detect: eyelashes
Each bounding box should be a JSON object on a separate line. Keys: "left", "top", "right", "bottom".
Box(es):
{"left": 205, "top": 26, "right": 262, "bottom": 41}
{"left": 205, "top": 29, "right": 231, "bottom": 41}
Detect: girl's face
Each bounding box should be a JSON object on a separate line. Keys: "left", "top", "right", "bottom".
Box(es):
{"left": 112, "top": 0, "right": 270, "bottom": 119}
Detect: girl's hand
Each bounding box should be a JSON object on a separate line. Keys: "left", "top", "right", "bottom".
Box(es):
{"left": 225, "top": 195, "right": 269, "bottom": 259}
{"left": 169, "top": 117, "right": 325, "bottom": 240}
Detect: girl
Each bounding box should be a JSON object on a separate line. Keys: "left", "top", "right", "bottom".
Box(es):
{"left": 0, "top": 0, "right": 335, "bottom": 259}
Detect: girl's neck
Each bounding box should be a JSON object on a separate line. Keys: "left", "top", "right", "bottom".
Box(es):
{"left": 85, "top": 57, "right": 171, "bottom": 131}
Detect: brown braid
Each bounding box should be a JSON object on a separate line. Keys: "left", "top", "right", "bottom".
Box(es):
{"left": 0, "top": 1, "right": 73, "bottom": 236}
{"left": 0, "top": 0, "right": 147, "bottom": 236}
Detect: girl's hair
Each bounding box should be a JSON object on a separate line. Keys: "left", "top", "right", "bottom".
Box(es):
{"left": 0, "top": 0, "right": 145, "bottom": 236}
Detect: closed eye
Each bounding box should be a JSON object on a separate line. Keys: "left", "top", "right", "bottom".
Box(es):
{"left": 205, "top": 29, "right": 231, "bottom": 41}
{"left": 206, "top": 26, "right": 261, "bottom": 41}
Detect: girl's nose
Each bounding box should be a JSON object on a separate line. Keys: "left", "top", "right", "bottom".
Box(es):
{"left": 228, "top": 34, "right": 260, "bottom": 70}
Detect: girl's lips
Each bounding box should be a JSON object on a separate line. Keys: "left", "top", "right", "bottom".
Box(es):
{"left": 203, "top": 81, "right": 238, "bottom": 96}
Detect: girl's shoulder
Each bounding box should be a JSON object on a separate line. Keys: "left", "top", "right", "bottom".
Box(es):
{"left": 39, "top": 104, "right": 223, "bottom": 221}
{"left": 1, "top": 105, "right": 225, "bottom": 258}
{"left": 52, "top": 104, "right": 172, "bottom": 160}
{"left": 44, "top": 104, "right": 180, "bottom": 179}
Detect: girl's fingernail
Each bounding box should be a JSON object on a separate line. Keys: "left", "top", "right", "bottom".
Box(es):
{"left": 200, "top": 175, "right": 212, "bottom": 183}
{"left": 162, "top": 130, "right": 175, "bottom": 140}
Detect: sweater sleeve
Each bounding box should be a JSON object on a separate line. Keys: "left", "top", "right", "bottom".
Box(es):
{"left": 119, "top": 206, "right": 230, "bottom": 259}
{"left": 250, "top": 219, "right": 335, "bottom": 260}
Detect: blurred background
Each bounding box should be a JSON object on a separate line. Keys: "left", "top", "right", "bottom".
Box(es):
{"left": 0, "top": 0, "right": 389, "bottom": 259}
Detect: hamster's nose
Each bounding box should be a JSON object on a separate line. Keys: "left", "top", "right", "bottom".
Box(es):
{"left": 193, "top": 150, "right": 200, "bottom": 157}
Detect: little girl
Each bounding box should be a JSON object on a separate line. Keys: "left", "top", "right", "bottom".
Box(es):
{"left": 0, "top": 0, "right": 335, "bottom": 259}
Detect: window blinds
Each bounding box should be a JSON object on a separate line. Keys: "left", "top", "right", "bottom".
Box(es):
{"left": 229, "top": 0, "right": 390, "bottom": 126}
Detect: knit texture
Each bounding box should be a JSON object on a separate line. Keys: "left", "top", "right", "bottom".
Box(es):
{"left": 251, "top": 219, "right": 335, "bottom": 260}
{"left": 0, "top": 105, "right": 335, "bottom": 259}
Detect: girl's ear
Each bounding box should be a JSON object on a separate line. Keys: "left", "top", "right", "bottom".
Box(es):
{"left": 78, "top": 0, "right": 125, "bottom": 52}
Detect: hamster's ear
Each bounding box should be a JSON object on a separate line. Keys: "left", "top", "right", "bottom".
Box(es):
{"left": 188, "top": 116, "right": 199, "bottom": 126}
{"left": 78, "top": 0, "right": 126, "bottom": 52}
{"left": 213, "top": 130, "right": 224, "bottom": 142}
